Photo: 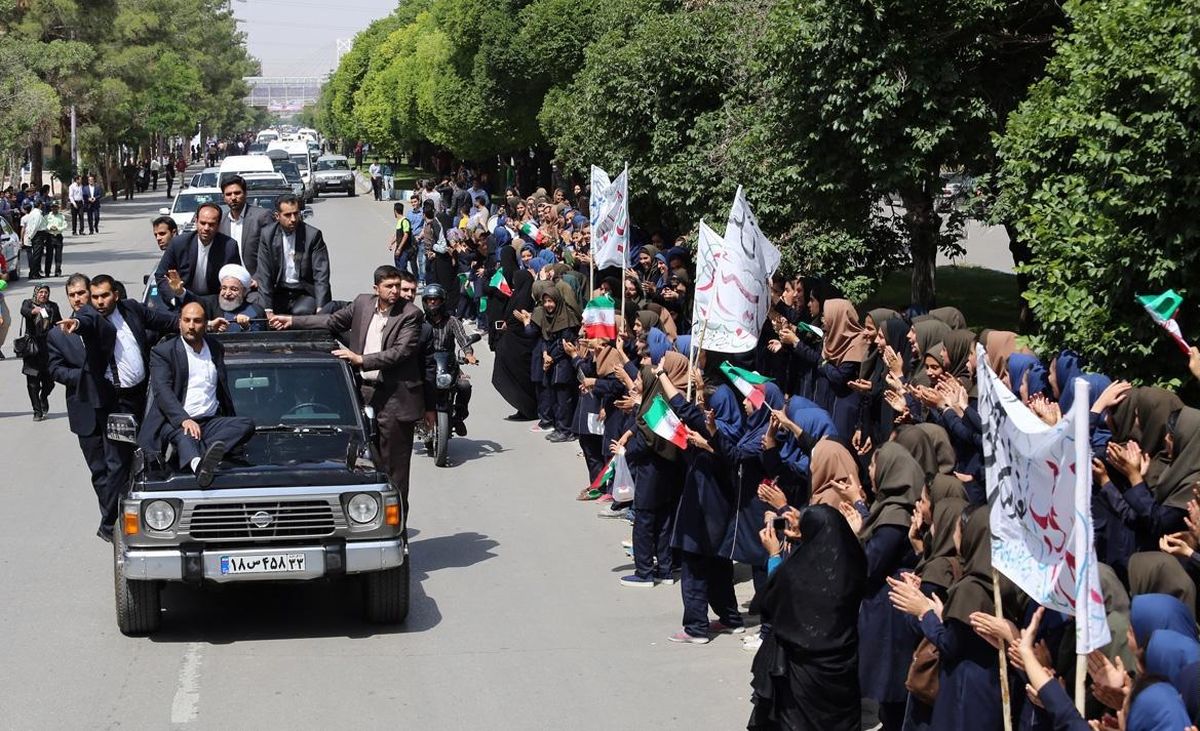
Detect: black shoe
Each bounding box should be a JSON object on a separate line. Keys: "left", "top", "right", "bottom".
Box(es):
{"left": 40, "top": 396, "right": 49, "bottom": 413}
{"left": 96, "top": 525, "right": 113, "bottom": 543}
{"left": 32, "top": 412, "right": 44, "bottom": 421}
{"left": 196, "top": 440, "right": 228, "bottom": 488}
{"left": 453, "top": 419, "right": 468, "bottom": 436}
{"left": 54, "top": 270, "right": 61, "bottom": 277}
{"left": 504, "top": 412, "right": 535, "bottom": 422}
{"left": 0, "top": 351, "right": 6, "bottom": 360}
{"left": 546, "top": 430, "right": 572, "bottom": 443}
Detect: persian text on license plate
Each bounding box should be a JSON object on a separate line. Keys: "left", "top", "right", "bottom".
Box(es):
{"left": 220, "top": 553, "right": 306, "bottom": 575}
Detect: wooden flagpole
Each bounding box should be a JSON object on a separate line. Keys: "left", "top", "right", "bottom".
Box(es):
{"left": 993, "top": 569, "right": 1013, "bottom": 731}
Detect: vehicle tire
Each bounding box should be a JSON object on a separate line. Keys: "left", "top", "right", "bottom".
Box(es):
{"left": 348, "top": 186, "right": 356, "bottom": 197}
{"left": 312, "top": 188, "right": 320, "bottom": 200}
{"left": 434, "top": 410, "right": 451, "bottom": 467}
{"left": 113, "top": 533, "right": 161, "bottom": 636}
{"left": 363, "top": 557, "right": 410, "bottom": 624}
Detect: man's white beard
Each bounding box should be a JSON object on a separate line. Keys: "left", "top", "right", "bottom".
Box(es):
{"left": 219, "top": 294, "right": 244, "bottom": 311}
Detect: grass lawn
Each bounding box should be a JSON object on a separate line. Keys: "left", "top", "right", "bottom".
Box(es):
{"left": 357, "top": 157, "right": 437, "bottom": 191}
{"left": 862, "top": 266, "right": 1020, "bottom": 331}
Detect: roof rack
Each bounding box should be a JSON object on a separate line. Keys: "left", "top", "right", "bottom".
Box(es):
{"left": 213, "top": 329, "right": 342, "bottom": 355}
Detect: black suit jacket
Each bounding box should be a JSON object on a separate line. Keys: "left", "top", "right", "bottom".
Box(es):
{"left": 46, "top": 326, "right": 97, "bottom": 436}
{"left": 73, "top": 300, "right": 180, "bottom": 408}
{"left": 138, "top": 335, "right": 237, "bottom": 454}
{"left": 219, "top": 204, "right": 274, "bottom": 275}
{"left": 254, "top": 221, "right": 331, "bottom": 309}
{"left": 154, "top": 230, "right": 241, "bottom": 304}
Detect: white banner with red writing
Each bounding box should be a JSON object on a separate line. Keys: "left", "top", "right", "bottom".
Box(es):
{"left": 589, "top": 164, "right": 629, "bottom": 270}
{"left": 979, "top": 343, "right": 1110, "bottom": 653}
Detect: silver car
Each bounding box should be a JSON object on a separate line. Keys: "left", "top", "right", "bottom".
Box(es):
{"left": 313, "top": 155, "right": 356, "bottom": 196}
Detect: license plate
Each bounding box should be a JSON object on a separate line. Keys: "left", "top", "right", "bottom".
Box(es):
{"left": 219, "top": 553, "right": 306, "bottom": 575}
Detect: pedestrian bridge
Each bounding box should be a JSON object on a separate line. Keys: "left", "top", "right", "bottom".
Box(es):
{"left": 243, "top": 76, "right": 325, "bottom": 113}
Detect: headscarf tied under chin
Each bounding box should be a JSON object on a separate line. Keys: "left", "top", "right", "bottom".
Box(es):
{"left": 821, "top": 298, "right": 869, "bottom": 365}
{"left": 858, "top": 443, "right": 923, "bottom": 542}
{"left": 943, "top": 506, "right": 995, "bottom": 625}
{"left": 734, "top": 382, "right": 785, "bottom": 460}
{"left": 647, "top": 327, "right": 671, "bottom": 365}
{"left": 809, "top": 439, "right": 860, "bottom": 506}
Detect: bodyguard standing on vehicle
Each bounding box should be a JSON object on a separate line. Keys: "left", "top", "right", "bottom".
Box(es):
{"left": 218, "top": 175, "right": 273, "bottom": 274}
{"left": 154, "top": 202, "right": 241, "bottom": 308}
{"left": 138, "top": 302, "right": 255, "bottom": 488}
{"left": 47, "top": 275, "right": 110, "bottom": 527}
{"left": 57, "top": 274, "right": 180, "bottom": 541}
{"left": 270, "top": 266, "right": 423, "bottom": 518}
{"left": 254, "top": 194, "right": 331, "bottom": 315}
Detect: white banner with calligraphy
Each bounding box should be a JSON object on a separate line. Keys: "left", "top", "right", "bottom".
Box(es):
{"left": 979, "top": 343, "right": 1110, "bottom": 652}
{"left": 589, "top": 164, "right": 629, "bottom": 270}
{"left": 699, "top": 187, "right": 781, "bottom": 353}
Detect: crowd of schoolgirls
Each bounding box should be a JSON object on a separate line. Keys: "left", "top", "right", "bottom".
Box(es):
{"left": 473, "top": 181, "right": 1200, "bottom": 729}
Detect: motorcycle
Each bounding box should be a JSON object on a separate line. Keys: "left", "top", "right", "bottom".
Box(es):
{"left": 424, "top": 332, "right": 482, "bottom": 466}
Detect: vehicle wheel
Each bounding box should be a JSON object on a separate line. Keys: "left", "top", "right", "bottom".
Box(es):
{"left": 434, "top": 410, "right": 451, "bottom": 467}
{"left": 113, "top": 532, "right": 161, "bottom": 636}
{"left": 363, "top": 557, "right": 410, "bottom": 624}
{"left": 312, "top": 189, "right": 320, "bottom": 200}
{"left": 348, "top": 188, "right": 356, "bottom": 197}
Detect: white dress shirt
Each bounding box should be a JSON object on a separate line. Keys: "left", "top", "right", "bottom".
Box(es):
{"left": 193, "top": 238, "right": 213, "bottom": 293}
{"left": 228, "top": 212, "right": 244, "bottom": 246}
{"left": 282, "top": 230, "right": 300, "bottom": 285}
{"left": 182, "top": 340, "right": 219, "bottom": 419}
{"left": 360, "top": 307, "right": 388, "bottom": 383}
{"left": 68, "top": 182, "right": 83, "bottom": 205}
{"left": 108, "top": 309, "right": 146, "bottom": 388}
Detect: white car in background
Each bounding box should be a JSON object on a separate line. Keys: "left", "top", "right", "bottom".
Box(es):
{"left": 159, "top": 187, "right": 223, "bottom": 233}
{"left": 186, "top": 167, "right": 219, "bottom": 190}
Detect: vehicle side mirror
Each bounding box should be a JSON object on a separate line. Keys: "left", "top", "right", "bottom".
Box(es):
{"left": 143, "top": 274, "right": 150, "bottom": 284}
{"left": 362, "top": 406, "right": 377, "bottom": 439}
{"left": 107, "top": 413, "right": 139, "bottom": 444}
{"left": 302, "top": 208, "right": 313, "bottom": 220}
{"left": 158, "top": 207, "right": 170, "bottom": 215}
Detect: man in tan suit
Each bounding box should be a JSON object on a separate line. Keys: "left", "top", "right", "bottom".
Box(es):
{"left": 270, "top": 265, "right": 423, "bottom": 519}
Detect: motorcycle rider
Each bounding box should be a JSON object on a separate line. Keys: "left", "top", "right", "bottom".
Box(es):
{"left": 419, "top": 283, "right": 476, "bottom": 436}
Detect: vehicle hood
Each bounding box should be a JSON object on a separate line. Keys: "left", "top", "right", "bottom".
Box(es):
{"left": 139, "top": 433, "right": 387, "bottom": 491}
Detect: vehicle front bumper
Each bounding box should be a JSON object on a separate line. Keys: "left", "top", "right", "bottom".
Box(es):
{"left": 121, "top": 538, "right": 405, "bottom": 583}
{"left": 315, "top": 177, "right": 353, "bottom": 190}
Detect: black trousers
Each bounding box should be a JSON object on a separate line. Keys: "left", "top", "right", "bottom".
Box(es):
{"left": 124, "top": 178, "right": 135, "bottom": 200}
{"left": 45, "top": 234, "right": 62, "bottom": 274}
{"left": 551, "top": 383, "right": 576, "bottom": 433}
{"left": 681, "top": 551, "right": 742, "bottom": 637}
{"left": 379, "top": 414, "right": 415, "bottom": 523}
{"left": 632, "top": 504, "right": 675, "bottom": 580}
{"left": 151, "top": 171, "right": 159, "bottom": 190}
{"left": 25, "top": 372, "right": 53, "bottom": 414}
{"left": 166, "top": 176, "right": 174, "bottom": 198}
{"left": 99, "top": 383, "right": 147, "bottom": 529}
{"left": 77, "top": 430, "right": 108, "bottom": 517}
{"left": 70, "top": 205, "right": 82, "bottom": 235}
{"left": 270, "top": 288, "right": 318, "bottom": 315}
{"left": 371, "top": 177, "right": 382, "bottom": 200}
{"left": 164, "top": 415, "right": 255, "bottom": 467}
{"left": 87, "top": 204, "right": 100, "bottom": 233}
{"left": 28, "top": 232, "right": 48, "bottom": 276}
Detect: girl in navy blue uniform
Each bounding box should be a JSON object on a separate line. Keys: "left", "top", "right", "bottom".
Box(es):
{"left": 532, "top": 282, "right": 580, "bottom": 442}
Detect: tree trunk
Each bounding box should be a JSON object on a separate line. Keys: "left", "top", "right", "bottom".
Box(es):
{"left": 900, "top": 186, "right": 940, "bottom": 308}
{"left": 29, "top": 139, "right": 43, "bottom": 188}
{"left": 1003, "top": 221, "right": 1037, "bottom": 334}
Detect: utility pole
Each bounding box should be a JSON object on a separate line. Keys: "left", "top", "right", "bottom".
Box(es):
{"left": 70, "top": 105, "right": 78, "bottom": 172}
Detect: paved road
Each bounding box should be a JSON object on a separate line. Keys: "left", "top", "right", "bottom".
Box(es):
{"left": 0, "top": 185, "right": 753, "bottom": 729}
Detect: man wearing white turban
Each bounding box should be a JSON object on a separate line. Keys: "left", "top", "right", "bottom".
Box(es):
{"left": 187, "top": 263, "right": 265, "bottom": 332}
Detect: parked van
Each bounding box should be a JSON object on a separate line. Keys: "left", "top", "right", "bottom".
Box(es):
{"left": 267, "top": 141, "right": 315, "bottom": 200}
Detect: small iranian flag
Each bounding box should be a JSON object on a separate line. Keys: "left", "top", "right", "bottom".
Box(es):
{"left": 720, "top": 362, "right": 772, "bottom": 409}
{"left": 489, "top": 269, "right": 512, "bottom": 297}
{"left": 797, "top": 322, "right": 824, "bottom": 338}
{"left": 1138, "top": 290, "right": 1191, "bottom": 354}
{"left": 643, "top": 394, "right": 689, "bottom": 450}
{"left": 590, "top": 457, "right": 616, "bottom": 490}
{"left": 520, "top": 221, "right": 543, "bottom": 245}
{"left": 582, "top": 294, "right": 617, "bottom": 340}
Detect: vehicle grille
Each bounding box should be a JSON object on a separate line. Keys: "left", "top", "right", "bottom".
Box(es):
{"left": 180, "top": 500, "right": 344, "bottom": 541}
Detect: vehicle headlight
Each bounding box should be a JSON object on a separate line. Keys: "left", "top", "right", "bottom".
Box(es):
{"left": 143, "top": 500, "right": 176, "bottom": 531}
{"left": 347, "top": 493, "right": 379, "bottom": 524}
{"left": 342, "top": 173, "right": 353, "bottom": 180}
{"left": 436, "top": 372, "right": 453, "bottom": 389}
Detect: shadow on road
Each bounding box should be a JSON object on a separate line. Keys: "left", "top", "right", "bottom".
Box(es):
{"left": 148, "top": 530, "right": 497, "bottom": 644}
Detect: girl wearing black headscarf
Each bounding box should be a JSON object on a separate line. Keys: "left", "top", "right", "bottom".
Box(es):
{"left": 850, "top": 443, "right": 923, "bottom": 731}
{"left": 533, "top": 283, "right": 581, "bottom": 441}
{"left": 485, "top": 245, "right": 519, "bottom": 350}
{"left": 888, "top": 506, "right": 1005, "bottom": 731}
{"left": 748, "top": 505, "right": 867, "bottom": 730}
{"left": 491, "top": 268, "right": 538, "bottom": 420}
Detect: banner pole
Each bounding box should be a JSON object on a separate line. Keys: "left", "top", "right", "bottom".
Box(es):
{"left": 993, "top": 569, "right": 1013, "bottom": 731}
{"left": 1072, "top": 377, "right": 1091, "bottom": 715}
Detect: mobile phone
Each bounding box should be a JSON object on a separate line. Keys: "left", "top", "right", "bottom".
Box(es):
{"left": 772, "top": 516, "right": 787, "bottom": 542}
{"left": 493, "top": 320, "right": 506, "bottom": 331}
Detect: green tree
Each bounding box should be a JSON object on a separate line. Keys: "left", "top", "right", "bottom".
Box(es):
{"left": 996, "top": 0, "right": 1200, "bottom": 383}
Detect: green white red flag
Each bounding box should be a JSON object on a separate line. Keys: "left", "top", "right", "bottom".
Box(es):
{"left": 590, "top": 456, "right": 615, "bottom": 490}
{"left": 582, "top": 294, "right": 617, "bottom": 340}
{"left": 1138, "top": 290, "right": 1190, "bottom": 354}
{"left": 643, "top": 394, "right": 688, "bottom": 450}
{"left": 489, "top": 269, "right": 512, "bottom": 297}
{"left": 720, "top": 361, "right": 772, "bottom": 409}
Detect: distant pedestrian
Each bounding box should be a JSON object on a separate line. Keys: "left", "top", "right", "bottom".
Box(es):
{"left": 150, "top": 157, "right": 162, "bottom": 190}
{"left": 369, "top": 161, "right": 383, "bottom": 201}
{"left": 44, "top": 202, "right": 65, "bottom": 277}
{"left": 122, "top": 158, "right": 137, "bottom": 201}
{"left": 19, "top": 284, "right": 60, "bottom": 420}
{"left": 67, "top": 175, "right": 83, "bottom": 235}
{"left": 84, "top": 174, "right": 102, "bottom": 234}
{"left": 164, "top": 158, "right": 176, "bottom": 198}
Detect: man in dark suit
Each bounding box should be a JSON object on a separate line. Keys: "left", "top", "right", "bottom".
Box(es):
{"left": 254, "top": 194, "right": 330, "bottom": 316}
{"left": 270, "top": 266, "right": 422, "bottom": 518}
{"left": 138, "top": 302, "right": 255, "bottom": 487}
{"left": 46, "top": 274, "right": 109, "bottom": 528}
{"left": 83, "top": 174, "right": 102, "bottom": 234}
{"left": 58, "top": 274, "right": 180, "bottom": 541}
{"left": 218, "top": 175, "right": 274, "bottom": 274}
{"left": 154, "top": 202, "right": 241, "bottom": 309}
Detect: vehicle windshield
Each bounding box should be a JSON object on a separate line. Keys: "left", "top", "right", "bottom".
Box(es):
{"left": 315, "top": 158, "right": 350, "bottom": 172}
{"left": 290, "top": 155, "right": 310, "bottom": 172}
{"left": 248, "top": 143, "right": 267, "bottom": 154}
{"left": 194, "top": 171, "right": 217, "bottom": 187}
{"left": 243, "top": 176, "right": 287, "bottom": 191}
{"left": 228, "top": 362, "right": 359, "bottom": 429}
{"left": 245, "top": 193, "right": 289, "bottom": 210}
{"left": 274, "top": 161, "right": 302, "bottom": 183}
{"left": 173, "top": 192, "right": 222, "bottom": 214}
